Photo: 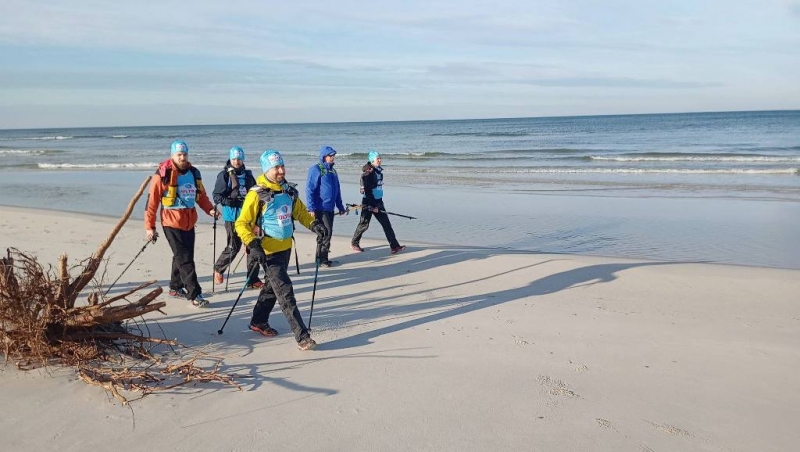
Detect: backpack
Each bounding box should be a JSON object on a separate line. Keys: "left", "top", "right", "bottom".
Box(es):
{"left": 254, "top": 182, "right": 299, "bottom": 235}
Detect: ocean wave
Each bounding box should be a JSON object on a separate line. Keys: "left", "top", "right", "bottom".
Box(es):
{"left": 429, "top": 131, "right": 532, "bottom": 137}
{"left": 35, "top": 162, "right": 229, "bottom": 170}
{"left": 589, "top": 154, "right": 800, "bottom": 163}
{"left": 405, "top": 167, "right": 800, "bottom": 175}
{"left": 0, "top": 149, "right": 65, "bottom": 155}
{"left": 0, "top": 136, "right": 73, "bottom": 141}
{"left": 38, "top": 162, "right": 160, "bottom": 169}
{"left": 111, "top": 135, "right": 128, "bottom": 138}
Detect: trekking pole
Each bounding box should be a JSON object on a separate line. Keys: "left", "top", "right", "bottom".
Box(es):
{"left": 212, "top": 205, "right": 218, "bottom": 294}
{"left": 292, "top": 236, "right": 300, "bottom": 275}
{"left": 345, "top": 203, "right": 416, "bottom": 220}
{"left": 104, "top": 233, "right": 158, "bottom": 296}
{"left": 217, "top": 270, "right": 256, "bottom": 335}
{"left": 381, "top": 210, "right": 416, "bottom": 220}
{"left": 224, "top": 249, "right": 236, "bottom": 292}
{"left": 230, "top": 250, "right": 245, "bottom": 274}
{"left": 307, "top": 241, "right": 324, "bottom": 330}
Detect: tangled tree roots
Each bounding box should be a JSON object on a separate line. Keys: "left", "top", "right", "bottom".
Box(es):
{"left": 0, "top": 176, "right": 240, "bottom": 405}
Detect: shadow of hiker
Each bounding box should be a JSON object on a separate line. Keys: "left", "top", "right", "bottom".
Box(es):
{"left": 318, "top": 261, "right": 677, "bottom": 350}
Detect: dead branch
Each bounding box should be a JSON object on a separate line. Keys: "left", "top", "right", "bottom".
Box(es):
{"left": 1, "top": 175, "right": 240, "bottom": 404}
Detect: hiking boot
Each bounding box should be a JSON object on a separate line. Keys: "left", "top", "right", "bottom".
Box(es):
{"left": 190, "top": 293, "right": 210, "bottom": 308}
{"left": 213, "top": 271, "right": 224, "bottom": 284}
{"left": 298, "top": 337, "right": 317, "bottom": 351}
{"left": 249, "top": 322, "right": 278, "bottom": 337}
{"left": 168, "top": 288, "right": 188, "bottom": 299}
{"left": 390, "top": 245, "right": 406, "bottom": 255}
{"left": 350, "top": 244, "right": 363, "bottom": 252}
{"left": 246, "top": 281, "right": 264, "bottom": 290}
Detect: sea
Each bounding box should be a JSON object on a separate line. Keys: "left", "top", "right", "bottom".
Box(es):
{"left": 1, "top": 110, "right": 799, "bottom": 269}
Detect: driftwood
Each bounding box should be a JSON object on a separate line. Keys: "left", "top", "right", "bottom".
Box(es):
{"left": 0, "top": 175, "right": 240, "bottom": 404}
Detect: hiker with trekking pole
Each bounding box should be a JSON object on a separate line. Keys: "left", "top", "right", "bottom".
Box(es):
{"left": 305, "top": 145, "right": 347, "bottom": 268}
{"left": 232, "top": 150, "right": 329, "bottom": 351}
{"left": 144, "top": 140, "right": 218, "bottom": 308}
{"left": 211, "top": 146, "right": 263, "bottom": 292}
{"left": 350, "top": 150, "right": 407, "bottom": 255}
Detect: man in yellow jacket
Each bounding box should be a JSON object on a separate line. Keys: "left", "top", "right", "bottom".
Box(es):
{"left": 235, "top": 150, "right": 329, "bottom": 351}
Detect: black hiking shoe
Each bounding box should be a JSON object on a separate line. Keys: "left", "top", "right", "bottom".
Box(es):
{"left": 168, "top": 288, "right": 188, "bottom": 299}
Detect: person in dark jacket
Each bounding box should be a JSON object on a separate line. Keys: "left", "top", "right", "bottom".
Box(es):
{"left": 351, "top": 150, "right": 405, "bottom": 254}
{"left": 305, "top": 145, "right": 346, "bottom": 266}
{"left": 212, "top": 147, "right": 263, "bottom": 288}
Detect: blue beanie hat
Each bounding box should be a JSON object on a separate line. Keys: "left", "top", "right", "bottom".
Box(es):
{"left": 229, "top": 146, "right": 245, "bottom": 161}
{"left": 260, "top": 150, "right": 284, "bottom": 172}
{"left": 368, "top": 150, "right": 380, "bottom": 163}
{"left": 171, "top": 140, "right": 189, "bottom": 155}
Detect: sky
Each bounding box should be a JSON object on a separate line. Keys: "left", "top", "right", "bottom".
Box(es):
{"left": 0, "top": 0, "right": 798, "bottom": 129}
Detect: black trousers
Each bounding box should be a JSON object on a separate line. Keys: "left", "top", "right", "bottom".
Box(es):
{"left": 213, "top": 221, "right": 261, "bottom": 283}
{"left": 162, "top": 226, "right": 202, "bottom": 300}
{"left": 250, "top": 248, "right": 310, "bottom": 343}
{"left": 313, "top": 210, "right": 335, "bottom": 261}
{"left": 351, "top": 199, "right": 399, "bottom": 249}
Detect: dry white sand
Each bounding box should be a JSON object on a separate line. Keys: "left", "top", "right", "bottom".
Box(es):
{"left": 1, "top": 206, "right": 799, "bottom": 452}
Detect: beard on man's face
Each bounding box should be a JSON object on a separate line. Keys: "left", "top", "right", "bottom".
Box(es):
{"left": 172, "top": 158, "right": 190, "bottom": 171}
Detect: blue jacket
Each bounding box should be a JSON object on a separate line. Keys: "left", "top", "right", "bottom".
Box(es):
{"left": 306, "top": 148, "right": 345, "bottom": 212}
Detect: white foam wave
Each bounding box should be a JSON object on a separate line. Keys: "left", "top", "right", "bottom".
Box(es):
{"left": 25, "top": 136, "right": 73, "bottom": 140}
{"left": 39, "top": 162, "right": 159, "bottom": 169}
{"left": 591, "top": 155, "right": 800, "bottom": 163}
{"left": 0, "top": 149, "right": 45, "bottom": 155}
{"left": 111, "top": 135, "right": 128, "bottom": 138}
{"left": 418, "top": 167, "right": 800, "bottom": 175}
{"left": 513, "top": 168, "right": 800, "bottom": 175}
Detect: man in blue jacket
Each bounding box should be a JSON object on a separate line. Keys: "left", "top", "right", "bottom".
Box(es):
{"left": 305, "top": 145, "right": 346, "bottom": 267}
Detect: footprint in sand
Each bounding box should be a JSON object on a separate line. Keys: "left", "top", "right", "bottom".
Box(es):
{"left": 595, "top": 418, "right": 613, "bottom": 428}
{"left": 645, "top": 419, "right": 691, "bottom": 437}
{"left": 537, "top": 375, "right": 580, "bottom": 398}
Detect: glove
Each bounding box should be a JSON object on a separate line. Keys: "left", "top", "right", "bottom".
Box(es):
{"left": 248, "top": 239, "right": 267, "bottom": 265}
{"left": 310, "top": 220, "right": 329, "bottom": 244}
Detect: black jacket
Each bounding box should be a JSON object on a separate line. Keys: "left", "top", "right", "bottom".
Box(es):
{"left": 212, "top": 160, "right": 256, "bottom": 208}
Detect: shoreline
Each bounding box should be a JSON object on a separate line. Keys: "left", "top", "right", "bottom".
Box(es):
{"left": 3, "top": 202, "right": 796, "bottom": 272}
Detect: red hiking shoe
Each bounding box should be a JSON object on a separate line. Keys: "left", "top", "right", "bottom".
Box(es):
{"left": 249, "top": 322, "right": 278, "bottom": 337}
{"left": 390, "top": 245, "right": 406, "bottom": 255}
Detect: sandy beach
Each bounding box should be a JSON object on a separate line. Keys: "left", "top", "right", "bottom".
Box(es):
{"left": 1, "top": 205, "right": 799, "bottom": 452}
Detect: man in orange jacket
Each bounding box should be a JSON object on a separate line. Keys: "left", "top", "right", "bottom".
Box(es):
{"left": 145, "top": 140, "right": 218, "bottom": 308}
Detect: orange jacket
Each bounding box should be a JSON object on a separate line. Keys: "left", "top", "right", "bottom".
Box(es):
{"left": 145, "top": 160, "right": 215, "bottom": 231}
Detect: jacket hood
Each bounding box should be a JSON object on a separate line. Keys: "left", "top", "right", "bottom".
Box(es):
{"left": 318, "top": 145, "right": 336, "bottom": 165}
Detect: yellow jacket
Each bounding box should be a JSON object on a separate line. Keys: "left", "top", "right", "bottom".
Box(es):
{"left": 235, "top": 174, "right": 316, "bottom": 254}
